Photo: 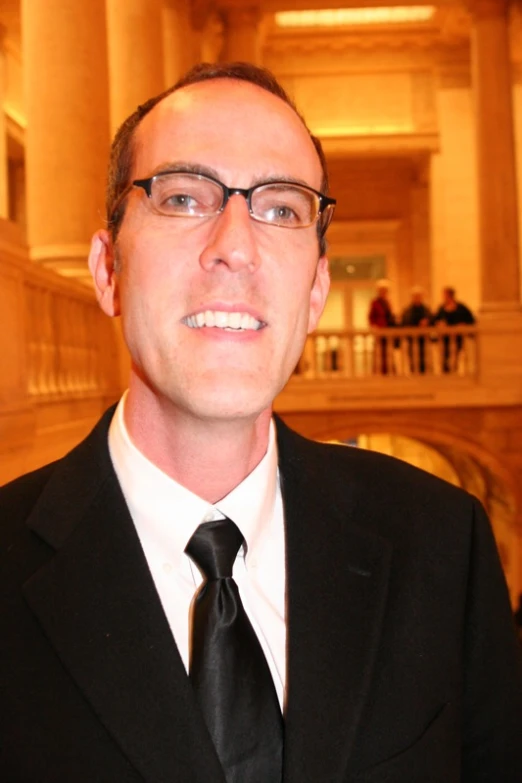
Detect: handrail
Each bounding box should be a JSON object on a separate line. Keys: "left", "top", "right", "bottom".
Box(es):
{"left": 294, "top": 325, "right": 479, "bottom": 380}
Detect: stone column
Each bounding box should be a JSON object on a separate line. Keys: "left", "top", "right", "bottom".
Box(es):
{"left": 470, "top": 0, "right": 521, "bottom": 312}
{"left": 22, "top": 0, "right": 111, "bottom": 281}
{"left": 410, "top": 158, "right": 432, "bottom": 300}
{"left": 200, "top": 10, "right": 225, "bottom": 64}
{"left": 0, "top": 25, "right": 9, "bottom": 220}
{"left": 106, "top": 0, "right": 165, "bottom": 135}
{"left": 163, "top": 0, "right": 199, "bottom": 86}
{"left": 221, "top": 6, "right": 262, "bottom": 65}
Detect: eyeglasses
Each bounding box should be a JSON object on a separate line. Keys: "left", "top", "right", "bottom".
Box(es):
{"left": 115, "top": 170, "right": 336, "bottom": 233}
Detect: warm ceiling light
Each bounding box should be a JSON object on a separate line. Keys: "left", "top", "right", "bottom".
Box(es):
{"left": 275, "top": 7, "right": 436, "bottom": 28}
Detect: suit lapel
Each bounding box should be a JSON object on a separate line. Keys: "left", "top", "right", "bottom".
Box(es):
{"left": 276, "top": 420, "right": 392, "bottom": 783}
{"left": 23, "top": 410, "right": 225, "bottom": 783}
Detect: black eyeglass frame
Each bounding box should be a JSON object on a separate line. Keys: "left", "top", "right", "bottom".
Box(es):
{"left": 112, "top": 170, "right": 336, "bottom": 234}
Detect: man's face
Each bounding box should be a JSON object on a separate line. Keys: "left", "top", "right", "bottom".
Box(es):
{"left": 94, "top": 79, "right": 329, "bottom": 425}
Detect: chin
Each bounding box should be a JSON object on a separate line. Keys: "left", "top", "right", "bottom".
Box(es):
{"left": 185, "top": 384, "right": 276, "bottom": 423}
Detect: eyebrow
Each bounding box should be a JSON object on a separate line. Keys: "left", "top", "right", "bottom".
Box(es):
{"left": 144, "top": 161, "right": 316, "bottom": 191}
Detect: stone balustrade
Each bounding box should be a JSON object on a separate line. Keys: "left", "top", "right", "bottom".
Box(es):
{"left": 295, "top": 325, "right": 478, "bottom": 380}
{"left": 0, "top": 220, "right": 122, "bottom": 484}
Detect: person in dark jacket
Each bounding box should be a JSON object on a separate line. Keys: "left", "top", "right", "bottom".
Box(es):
{"left": 401, "top": 286, "right": 431, "bottom": 374}
{"left": 433, "top": 287, "right": 475, "bottom": 373}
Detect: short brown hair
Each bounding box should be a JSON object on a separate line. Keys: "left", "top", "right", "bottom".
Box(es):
{"left": 106, "top": 62, "right": 331, "bottom": 255}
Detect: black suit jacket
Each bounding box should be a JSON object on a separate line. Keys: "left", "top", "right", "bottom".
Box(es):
{"left": 1, "top": 408, "right": 522, "bottom": 782}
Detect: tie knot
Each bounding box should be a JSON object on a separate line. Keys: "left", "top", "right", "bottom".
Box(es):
{"left": 185, "top": 518, "right": 244, "bottom": 580}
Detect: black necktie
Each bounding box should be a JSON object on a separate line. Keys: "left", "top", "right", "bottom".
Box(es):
{"left": 185, "top": 518, "right": 283, "bottom": 783}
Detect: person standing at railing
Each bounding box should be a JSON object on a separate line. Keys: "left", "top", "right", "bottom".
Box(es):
{"left": 368, "top": 278, "right": 396, "bottom": 374}
{"left": 433, "top": 287, "right": 476, "bottom": 373}
{"left": 401, "top": 286, "right": 432, "bottom": 374}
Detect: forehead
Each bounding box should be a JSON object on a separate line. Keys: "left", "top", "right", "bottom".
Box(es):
{"left": 132, "top": 79, "right": 323, "bottom": 187}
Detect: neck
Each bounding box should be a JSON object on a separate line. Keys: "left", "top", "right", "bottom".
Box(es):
{"left": 123, "top": 386, "right": 273, "bottom": 504}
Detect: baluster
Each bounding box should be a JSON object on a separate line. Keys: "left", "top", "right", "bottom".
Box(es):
{"left": 366, "top": 333, "right": 374, "bottom": 377}
{"left": 26, "top": 286, "right": 39, "bottom": 395}
{"left": 341, "top": 336, "right": 351, "bottom": 378}
{"left": 449, "top": 333, "right": 457, "bottom": 373}
{"left": 316, "top": 335, "right": 326, "bottom": 377}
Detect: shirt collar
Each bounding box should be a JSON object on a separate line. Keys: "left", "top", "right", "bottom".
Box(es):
{"left": 108, "top": 393, "right": 278, "bottom": 567}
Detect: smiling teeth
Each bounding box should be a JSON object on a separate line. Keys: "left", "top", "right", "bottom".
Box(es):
{"left": 184, "top": 310, "right": 263, "bottom": 330}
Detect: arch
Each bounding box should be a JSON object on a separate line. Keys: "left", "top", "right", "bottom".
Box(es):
{"left": 281, "top": 409, "right": 521, "bottom": 533}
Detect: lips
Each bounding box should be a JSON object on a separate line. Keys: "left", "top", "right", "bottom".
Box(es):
{"left": 182, "top": 310, "right": 265, "bottom": 331}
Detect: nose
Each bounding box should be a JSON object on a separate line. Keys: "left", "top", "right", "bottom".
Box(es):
{"left": 199, "top": 193, "right": 260, "bottom": 273}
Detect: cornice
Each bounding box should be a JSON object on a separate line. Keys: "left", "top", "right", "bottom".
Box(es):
{"left": 320, "top": 131, "right": 440, "bottom": 158}
{"left": 264, "top": 4, "right": 473, "bottom": 58}
{"left": 265, "top": 29, "right": 442, "bottom": 56}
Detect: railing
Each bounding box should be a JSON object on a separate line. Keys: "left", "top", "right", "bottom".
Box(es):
{"left": 0, "top": 219, "right": 121, "bottom": 407}
{"left": 24, "top": 281, "right": 118, "bottom": 399}
{"left": 294, "top": 326, "right": 479, "bottom": 380}
{"left": 0, "top": 223, "right": 123, "bottom": 484}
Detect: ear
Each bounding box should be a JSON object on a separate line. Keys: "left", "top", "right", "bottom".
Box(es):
{"left": 307, "top": 255, "right": 330, "bottom": 333}
{"left": 88, "top": 229, "right": 120, "bottom": 317}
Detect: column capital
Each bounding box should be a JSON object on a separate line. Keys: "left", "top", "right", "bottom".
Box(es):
{"left": 466, "top": 0, "right": 510, "bottom": 21}
{"left": 218, "top": 1, "right": 262, "bottom": 63}
{"left": 222, "top": 5, "right": 262, "bottom": 28}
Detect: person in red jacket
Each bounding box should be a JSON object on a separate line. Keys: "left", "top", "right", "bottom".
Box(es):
{"left": 368, "top": 279, "right": 396, "bottom": 374}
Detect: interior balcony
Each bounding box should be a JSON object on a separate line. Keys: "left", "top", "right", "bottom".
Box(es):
{"left": 276, "top": 321, "right": 522, "bottom": 412}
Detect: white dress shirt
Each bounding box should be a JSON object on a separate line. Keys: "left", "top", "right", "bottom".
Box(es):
{"left": 108, "top": 394, "right": 287, "bottom": 709}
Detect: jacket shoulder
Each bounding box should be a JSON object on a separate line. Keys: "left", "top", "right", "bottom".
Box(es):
{"left": 0, "top": 461, "right": 58, "bottom": 522}
{"left": 0, "top": 406, "right": 116, "bottom": 547}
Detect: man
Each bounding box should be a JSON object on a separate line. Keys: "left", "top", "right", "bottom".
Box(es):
{"left": 433, "top": 286, "right": 476, "bottom": 373}
{"left": 401, "top": 286, "right": 432, "bottom": 374}
{"left": 368, "top": 279, "right": 396, "bottom": 374}
{"left": 1, "top": 63, "right": 521, "bottom": 783}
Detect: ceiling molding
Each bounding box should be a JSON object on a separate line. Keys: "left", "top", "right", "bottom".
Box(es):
{"left": 320, "top": 131, "right": 440, "bottom": 157}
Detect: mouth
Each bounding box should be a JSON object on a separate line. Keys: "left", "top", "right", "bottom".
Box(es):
{"left": 182, "top": 310, "right": 266, "bottom": 332}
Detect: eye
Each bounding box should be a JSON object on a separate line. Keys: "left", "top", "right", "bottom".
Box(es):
{"left": 252, "top": 184, "right": 315, "bottom": 227}
{"left": 265, "top": 203, "right": 300, "bottom": 225}
{"left": 151, "top": 174, "right": 223, "bottom": 216}
{"left": 163, "top": 193, "right": 198, "bottom": 211}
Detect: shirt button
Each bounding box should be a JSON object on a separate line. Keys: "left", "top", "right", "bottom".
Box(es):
{"left": 162, "top": 562, "right": 173, "bottom": 575}
{"left": 203, "top": 510, "right": 215, "bottom": 522}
